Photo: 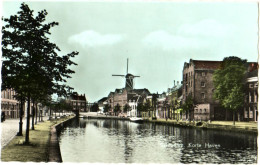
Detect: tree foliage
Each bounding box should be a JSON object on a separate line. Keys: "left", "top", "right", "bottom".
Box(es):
{"left": 182, "top": 94, "right": 196, "bottom": 121}
{"left": 103, "top": 104, "right": 111, "bottom": 114}
{"left": 213, "top": 57, "right": 246, "bottom": 110}
{"left": 123, "top": 104, "right": 130, "bottom": 113}
{"left": 114, "top": 104, "right": 121, "bottom": 115}
{"left": 2, "top": 2, "right": 78, "bottom": 98}
{"left": 91, "top": 103, "right": 99, "bottom": 112}
{"left": 213, "top": 56, "right": 247, "bottom": 124}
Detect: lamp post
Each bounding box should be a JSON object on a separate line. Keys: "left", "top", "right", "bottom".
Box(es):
{"left": 17, "top": 99, "right": 24, "bottom": 136}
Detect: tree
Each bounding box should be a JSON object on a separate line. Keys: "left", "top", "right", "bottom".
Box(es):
{"left": 182, "top": 94, "right": 196, "bottom": 122}
{"left": 91, "top": 103, "right": 99, "bottom": 112}
{"left": 103, "top": 104, "right": 111, "bottom": 115}
{"left": 213, "top": 56, "right": 247, "bottom": 125}
{"left": 143, "top": 100, "right": 151, "bottom": 117}
{"left": 137, "top": 103, "right": 144, "bottom": 117}
{"left": 123, "top": 104, "right": 130, "bottom": 113}
{"left": 152, "top": 93, "right": 158, "bottom": 118}
{"left": 114, "top": 104, "right": 121, "bottom": 116}
{"left": 2, "top": 3, "right": 78, "bottom": 144}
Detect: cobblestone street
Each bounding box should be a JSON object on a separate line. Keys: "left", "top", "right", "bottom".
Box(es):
{"left": 1, "top": 116, "right": 48, "bottom": 149}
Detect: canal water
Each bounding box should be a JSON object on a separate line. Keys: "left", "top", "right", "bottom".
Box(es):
{"left": 58, "top": 118, "right": 257, "bottom": 163}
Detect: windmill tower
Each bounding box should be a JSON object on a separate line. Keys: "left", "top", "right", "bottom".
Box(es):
{"left": 112, "top": 58, "right": 140, "bottom": 90}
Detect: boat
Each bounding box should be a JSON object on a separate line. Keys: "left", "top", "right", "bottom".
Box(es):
{"left": 129, "top": 117, "right": 143, "bottom": 123}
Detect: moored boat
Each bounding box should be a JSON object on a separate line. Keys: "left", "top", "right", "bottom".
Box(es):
{"left": 129, "top": 117, "right": 143, "bottom": 123}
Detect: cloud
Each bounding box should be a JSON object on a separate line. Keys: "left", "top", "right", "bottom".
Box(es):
{"left": 177, "top": 19, "right": 231, "bottom": 37}
{"left": 142, "top": 19, "right": 232, "bottom": 51}
{"left": 68, "top": 30, "right": 124, "bottom": 47}
{"left": 142, "top": 30, "right": 208, "bottom": 51}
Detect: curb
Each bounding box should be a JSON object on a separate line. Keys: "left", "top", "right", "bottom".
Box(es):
{"left": 48, "top": 116, "right": 75, "bottom": 162}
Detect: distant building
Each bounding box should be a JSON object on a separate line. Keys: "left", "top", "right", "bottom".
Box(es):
{"left": 67, "top": 92, "right": 87, "bottom": 112}
{"left": 1, "top": 89, "right": 21, "bottom": 118}
{"left": 244, "top": 63, "right": 258, "bottom": 122}
{"left": 106, "top": 88, "right": 150, "bottom": 115}
{"left": 97, "top": 97, "right": 108, "bottom": 113}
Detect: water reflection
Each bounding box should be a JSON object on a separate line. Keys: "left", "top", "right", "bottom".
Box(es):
{"left": 58, "top": 119, "right": 257, "bottom": 164}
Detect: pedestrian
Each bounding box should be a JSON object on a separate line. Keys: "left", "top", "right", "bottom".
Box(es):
{"left": 1, "top": 112, "right": 5, "bottom": 122}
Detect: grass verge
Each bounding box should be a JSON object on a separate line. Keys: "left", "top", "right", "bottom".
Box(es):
{"left": 1, "top": 115, "right": 74, "bottom": 162}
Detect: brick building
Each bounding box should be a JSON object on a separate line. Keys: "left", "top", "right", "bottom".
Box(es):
{"left": 1, "top": 89, "right": 21, "bottom": 119}
{"left": 244, "top": 63, "right": 258, "bottom": 122}
{"left": 182, "top": 59, "right": 222, "bottom": 121}
{"left": 107, "top": 88, "right": 150, "bottom": 115}
{"left": 67, "top": 92, "right": 87, "bottom": 112}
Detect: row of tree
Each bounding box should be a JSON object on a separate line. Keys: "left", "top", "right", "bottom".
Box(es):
{"left": 2, "top": 3, "right": 78, "bottom": 144}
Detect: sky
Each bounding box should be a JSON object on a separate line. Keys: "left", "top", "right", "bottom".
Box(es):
{"left": 2, "top": 0, "right": 259, "bottom": 102}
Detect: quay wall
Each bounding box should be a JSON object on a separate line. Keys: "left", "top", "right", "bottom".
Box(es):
{"left": 147, "top": 119, "right": 258, "bottom": 134}
{"left": 82, "top": 115, "right": 257, "bottom": 134}
{"left": 48, "top": 116, "right": 76, "bottom": 162}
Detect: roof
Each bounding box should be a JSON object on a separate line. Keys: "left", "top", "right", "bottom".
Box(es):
{"left": 98, "top": 97, "right": 107, "bottom": 103}
{"left": 130, "top": 88, "right": 150, "bottom": 95}
{"left": 192, "top": 60, "right": 222, "bottom": 70}
{"left": 70, "top": 92, "right": 86, "bottom": 101}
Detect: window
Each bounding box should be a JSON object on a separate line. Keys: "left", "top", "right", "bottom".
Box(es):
{"left": 249, "top": 84, "right": 253, "bottom": 88}
{"left": 244, "top": 108, "right": 248, "bottom": 118}
{"left": 204, "top": 109, "right": 207, "bottom": 112}
{"left": 255, "top": 83, "right": 258, "bottom": 88}
{"left": 201, "top": 93, "right": 205, "bottom": 99}
{"left": 201, "top": 82, "right": 205, "bottom": 87}
{"left": 202, "top": 72, "right": 206, "bottom": 76}
{"left": 200, "top": 109, "right": 202, "bottom": 112}
{"left": 248, "top": 107, "right": 253, "bottom": 118}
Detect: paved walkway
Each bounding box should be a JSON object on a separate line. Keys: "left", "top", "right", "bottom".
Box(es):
{"left": 1, "top": 116, "right": 48, "bottom": 149}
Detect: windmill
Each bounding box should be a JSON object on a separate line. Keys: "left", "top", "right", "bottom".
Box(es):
{"left": 112, "top": 58, "right": 140, "bottom": 90}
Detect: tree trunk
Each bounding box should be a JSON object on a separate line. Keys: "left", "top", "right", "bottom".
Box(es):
{"left": 49, "top": 107, "right": 51, "bottom": 120}
{"left": 17, "top": 99, "right": 24, "bottom": 136}
{"left": 35, "top": 102, "right": 38, "bottom": 125}
{"left": 38, "top": 106, "right": 41, "bottom": 122}
{"left": 225, "top": 109, "right": 228, "bottom": 121}
{"left": 31, "top": 101, "right": 35, "bottom": 130}
{"left": 233, "top": 111, "right": 235, "bottom": 125}
{"left": 25, "top": 94, "right": 30, "bottom": 144}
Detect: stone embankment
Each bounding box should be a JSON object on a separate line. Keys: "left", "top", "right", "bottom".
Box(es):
{"left": 83, "top": 114, "right": 257, "bottom": 134}
{"left": 1, "top": 115, "right": 75, "bottom": 162}
{"left": 147, "top": 119, "right": 258, "bottom": 134}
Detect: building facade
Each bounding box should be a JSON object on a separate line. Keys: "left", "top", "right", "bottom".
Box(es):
{"left": 106, "top": 88, "right": 150, "bottom": 115}
{"left": 68, "top": 92, "right": 87, "bottom": 112}
{"left": 1, "top": 89, "right": 21, "bottom": 119}
{"left": 182, "top": 59, "right": 222, "bottom": 121}
{"left": 244, "top": 63, "right": 258, "bottom": 122}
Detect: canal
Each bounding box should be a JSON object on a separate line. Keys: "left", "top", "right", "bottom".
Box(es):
{"left": 58, "top": 118, "right": 257, "bottom": 163}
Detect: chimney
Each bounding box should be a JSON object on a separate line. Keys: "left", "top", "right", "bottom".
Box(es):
{"left": 177, "top": 81, "right": 179, "bottom": 85}
{"left": 174, "top": 80, "right": 175, "bottom": 86}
